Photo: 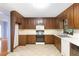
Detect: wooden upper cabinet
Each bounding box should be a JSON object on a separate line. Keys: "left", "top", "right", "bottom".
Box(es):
{"left": 57, "top": 3, "right": 79, "bottom": 29}
{"left": 27, "top": 19, "right": 36, "bottom": 29}
{"left": 44, "top": 19, "right": 56, "bottom": 29}
{"left": 19, "top": 18, "right": 27, "bottom": 29}
{"left": 13, "top": 11, "right": 23, "bottom": 24}
{"left": 57, "top": 4, "right": 75, "bottom": 29}
{"left": 73, "top": 4, "right": 79, "bottom": 28}
{"left": 66, "top": 5, "right": 74, "bottom": 28}
{"left": 54, "top": 18, "right": 64, "bottom": 29}
{"left": 22, "top": 19, "right": 27, "bottom": 29}
{"left": 19, "top": 18, "right": 58, "bottom": 29}
{"left": 16, "top": 16, "right": 22, "bottom": 24}
{"left": 19, "top": 19, "right": 24, "bottom": 29}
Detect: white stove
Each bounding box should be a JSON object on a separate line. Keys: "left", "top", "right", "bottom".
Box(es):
{"left": 36, "top": 42, "right": 45, "bottom": 45}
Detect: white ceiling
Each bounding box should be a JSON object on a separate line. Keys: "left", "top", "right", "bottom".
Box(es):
{"left": 0, "top": 3, "right": 73, "bottom": 17}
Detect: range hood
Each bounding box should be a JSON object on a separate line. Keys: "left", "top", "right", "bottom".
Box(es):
{"left": 36, "top": 25, "right": 44, "bottom": 30}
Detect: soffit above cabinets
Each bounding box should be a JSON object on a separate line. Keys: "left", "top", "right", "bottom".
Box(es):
{"left": 0, "top": 3, "right": 73, "bottom": 17}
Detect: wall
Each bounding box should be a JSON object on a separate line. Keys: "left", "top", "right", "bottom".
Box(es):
{"left": 0, "top": 12, "right": 10, "bottom": 52}
{"left": 0, "top": 39, "right": 1, "bottom": 52}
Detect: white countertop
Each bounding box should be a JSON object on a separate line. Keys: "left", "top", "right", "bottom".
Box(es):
{"left": 55, "top": 33, "right": 79, "bottom": 47}
{"left": 19, "top": 29, "right": 79, "bottom": 46}
{"left": 19, "top": 29, "right": 63, "bottom": 35}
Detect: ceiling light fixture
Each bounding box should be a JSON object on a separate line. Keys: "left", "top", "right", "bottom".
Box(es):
{"left": 32, "top": 3, "right": 49, "bottom": 9}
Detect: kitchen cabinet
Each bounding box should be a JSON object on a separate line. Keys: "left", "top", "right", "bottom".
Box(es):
{"left": 55, "top": 19, "right": 64, "bottom": 29}
{"left": 45, "top": 35, "right": 54, "bottom": 44}
{"left": 22, "top": 18, "right": 58, "bottom": 29}
{"left": 19, "top": 19, "right": 23, "bottom": 29}
{"left": 54, "top": 19, "right": 59, "bottom": 29}
{"left": 27, "top": 19, "right": 36, "bottom": 29}
{"left": 57, "top": 3, "right": 79, "bottom": 29}
{"left": 13, "top": 11, "right": 23, "bottom": 24}
{"left": 19, "top": 18, "right": 27, "bottom": 29}
{"left": 15, "top": 16, "right": 21, "bottom": 24}
{"left": 54, "top": 36, "right": 61, "bottom": 52}
{"left": 23, "top": 19, "right": 27, "bottom": 29}
{"left": 44, "top": 19, "right": 57, "bottom": 29}
{"left": 22, "top": 19, "right": 27, "bottom": 29}
{"left": 70, "top": 43, "right": 79, "bottom": 56}
{"left": 57, "top": 5, "right": 74, "bottom": 29}
{"left": 19, "top": 35, "right": 27, "bottom": 46}
{"left": 66, "top": 5, "right": 74, "bottom": 29}
{"left": 27, "top": 35, "right": 36, "bottom": 44}
{"left": 65, "top": 3, "right": 79, "bottom": 29}
{"left": 73, "top": 4, "right": 79, "bottom": 28}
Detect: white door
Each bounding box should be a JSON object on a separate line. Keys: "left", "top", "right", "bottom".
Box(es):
{"left": 14, "top": 24, "right": 19, "bottom": 48}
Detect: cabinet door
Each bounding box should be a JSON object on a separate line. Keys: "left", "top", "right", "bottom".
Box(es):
{"left": 19, "top": 19, "right": 24, "bottom": 29}
{"left": 27, "top": 35, "right": 36, "bottom": 44}
{"left": 24, "top": 19, "right": 28, "bottom": 29}
{"left": 74, "top": 4, "right": 79, "bottom": 28}
{"left": 45, "top": 35, "right": 54, "bottom": 44}
{"left": 45, "top": 19, "right": 56, "bottom": 29}
{"left": 54, "top": 36, "right": 61, "bottom": 52}
{"left": 55, "top": 19, "right": 64, "bottom": 29}
{"left": 17, "top": 17, "right": 21, "bottom": 24}
{"left": 19, "top": 18, "right": 26, "bottom": 29}
{"left": 46, "top": 19, "right": 52, "bottom": 29}
{"left": 19, "top": 35, "right": 27, "bottom": 46}
{"left": 66, "top": 5, "right": 74, "bottom": 28}
{"left": 28, "top": 19, "right": 36, "bottom": 29}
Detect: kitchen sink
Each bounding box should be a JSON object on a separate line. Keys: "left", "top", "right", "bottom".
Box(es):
{"left": 58, "top": 34, "right": 71, "bottom": 38}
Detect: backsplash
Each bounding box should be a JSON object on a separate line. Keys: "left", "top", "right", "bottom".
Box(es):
{"left": 19, "top": 29, "right": 36, "bottom": 35}
{"left": 74, "top": 29, "right": 79, "bottom": 33}
{"left": 19, "top": 29, "right": 63, "bottom": 35}
{"left": 71, "top": 29, "right": 79, "bottom": 38}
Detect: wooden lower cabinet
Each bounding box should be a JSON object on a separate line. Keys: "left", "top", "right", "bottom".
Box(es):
{"left": 19, "top": 35, "right": 27, "bottom": 46}
{"left": 54, "top": 36, "right": 61, "bottom": 52}
{"left": 27, "top": 35, "right": 36, "bottom": 44}
{"left": 45, "top": 35, "right": 54, "bottom": 44}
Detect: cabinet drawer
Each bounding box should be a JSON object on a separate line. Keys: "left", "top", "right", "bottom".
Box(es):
{"left": 45, "top": 35, "right": 54, "bottom": 44}
{"left": 27, "top": 35, "right": 36, "bottom": 44}
{"left": 19, "top": 35, "right": 27, "bottom": 46}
